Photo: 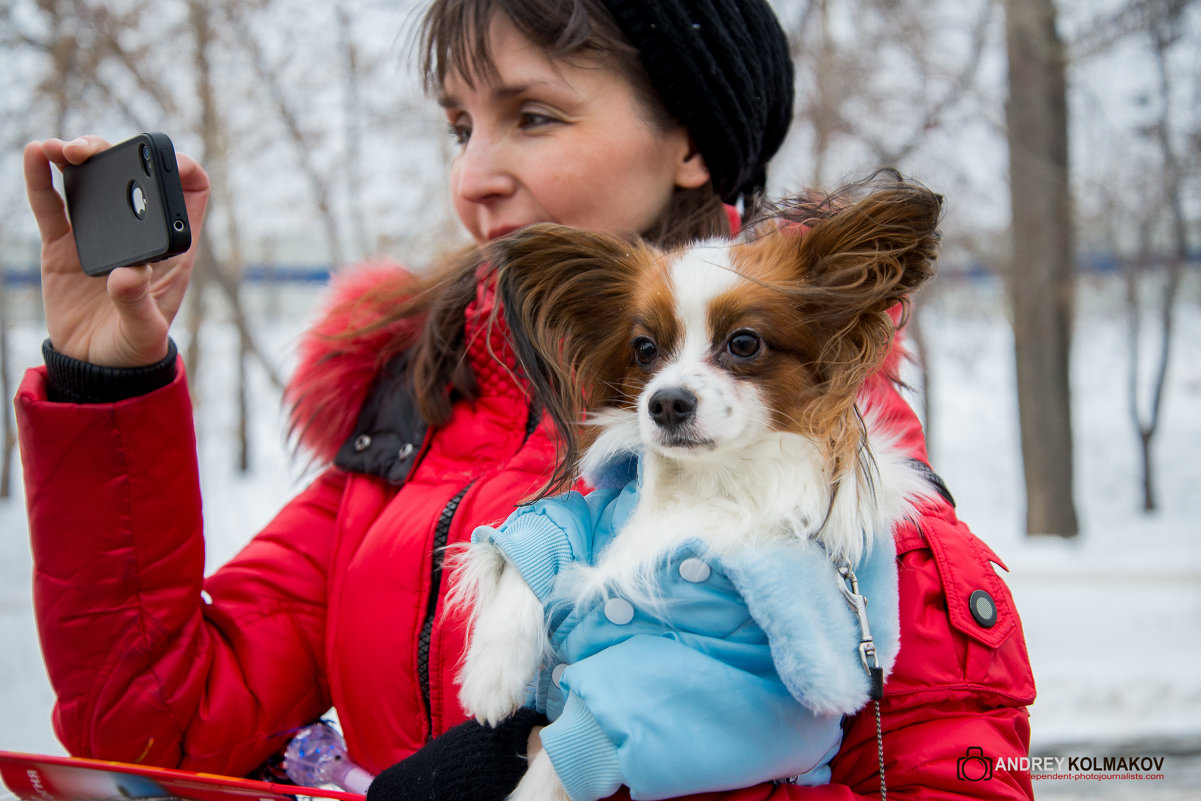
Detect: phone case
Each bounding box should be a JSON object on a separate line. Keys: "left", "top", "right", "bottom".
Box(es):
{"left": 63, "top": 132, "right": 191, "bottom": 277}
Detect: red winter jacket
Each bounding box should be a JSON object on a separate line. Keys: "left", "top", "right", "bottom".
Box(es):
{"left": 16, "top": 263, "right": 1035, "bottom": 800}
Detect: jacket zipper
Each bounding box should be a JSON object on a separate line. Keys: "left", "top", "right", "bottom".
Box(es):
{"left": 418, "top": 483, "right": 472, "bottom": 739}
{"left": 416, "top": 399, "right": 535, "bottom": 737}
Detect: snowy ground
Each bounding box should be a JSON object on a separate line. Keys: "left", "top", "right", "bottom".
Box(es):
{"left": 1, "top": 272, "right": 1199, "bottom": 799}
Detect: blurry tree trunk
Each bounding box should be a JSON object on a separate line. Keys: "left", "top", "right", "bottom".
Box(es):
{"left": 1122, "top": 225, "right": 1156, "bottom": 511}
{"left": 230, "top": 8, "right": 344, "bottom": 267}
{"left": 1126, "top": 11, "right": 1188, "bottom": 512}
{"left": 217, "top": 171, "right": 253, "bottom": 472}
{"left": 39, "top": 1, "right": 74, "bottom": 135}
{"left": 0, "top": 248, "right": 12, "bottom": 499}
{"left": 338, "top": 3, "right": 369, "bottom": 261}
{"left": 191, "top": 0, "right": 284, "bottom": 470}
{"left": 1002, "top": 0, "right": 1079, "bottom": 537}
{"left": 906, "top": 296, "right": 935, "bottom": 458}
{"left": 196, "top": 227, "right": 285, "bottom": 389}
{"left": 185, "top": 0, "right": 216, "bottom": 397}
{"left": 811, "top": 0, "right": 834, "bottom": 187}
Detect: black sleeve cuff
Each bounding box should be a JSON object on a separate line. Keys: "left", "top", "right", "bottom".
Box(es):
{"left": 42, "top": 338, "right": 179, "bottom": 404}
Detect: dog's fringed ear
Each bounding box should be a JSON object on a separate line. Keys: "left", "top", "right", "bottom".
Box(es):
{"left": 758, "top": 176, "right": 941, "bottom": 373}
{"left": 745, "top": 175, "right": 942, "bottom": 460}
{"left": 776, "top": 175, "right": 942, "bottom": 325}
{"left": 485, "top": 223, "right": 651, "bottom": 494}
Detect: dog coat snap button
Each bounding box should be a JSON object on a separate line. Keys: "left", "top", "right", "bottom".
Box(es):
{"left": 551, "top": 663, "right": 567, "bottom": 688}
{"left": 679, "top": 557, "right": 711, "bottom": 583}
{"left": 353, "top": 434, "right": 372, "bottom": 452}
{"left": 969, "top": 589, "right": 998, "bottom": 628}
{"left": 604, "top": 598, "right": 635, "bottom": 625}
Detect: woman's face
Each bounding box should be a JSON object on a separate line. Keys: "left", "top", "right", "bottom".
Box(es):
{"left": 440, "top": 15, "right": 709, "bottom": 244}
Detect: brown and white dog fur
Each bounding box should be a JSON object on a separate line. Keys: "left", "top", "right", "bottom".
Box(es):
{"left": 451, "top": 178, "right": 943, "bottom": 801}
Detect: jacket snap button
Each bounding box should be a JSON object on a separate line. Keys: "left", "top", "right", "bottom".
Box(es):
{"left": 679, "top": 557, "right": 711, "bottom": 583}
{"left": 551, "top": 663, "right": 567, "bottom": 688}
{"left": 969, "top": 589, "right": 998, "bottom": 628}
{"left": 604, "top": 597, "right": 635, "bottom": 625}
{"left": 353, "top": 434, "right": 372, "bottom": 452}
{"left": 398, "top": 442, "right": 415, "bottom": 460}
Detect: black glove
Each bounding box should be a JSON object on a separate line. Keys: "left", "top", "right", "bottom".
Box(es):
{"left": 366, "top": 708, "right": 549, "bottom": 801}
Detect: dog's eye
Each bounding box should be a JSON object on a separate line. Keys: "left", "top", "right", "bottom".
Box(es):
{"left": 633, "top": 336, "right": 659, "bottom": 366}
{"left": 727, "top": 330, "right": 762, "bottom": 359}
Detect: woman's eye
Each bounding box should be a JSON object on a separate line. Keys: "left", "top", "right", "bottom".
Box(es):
{"left": 447, "top": 123, "right": 470, "bottom": 147}
{"left": 633, "top": 337, "right": 658, "bottom": 366}
{"left": 519, "top": 111, "right": 558, "bottom": 129}
{"left": 727, "top": 331, "right": 761, "bottom": 359}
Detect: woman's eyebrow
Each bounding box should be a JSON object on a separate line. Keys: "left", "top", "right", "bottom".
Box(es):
{"left": 438, "top": 80, "right": 563, "bottom": 109}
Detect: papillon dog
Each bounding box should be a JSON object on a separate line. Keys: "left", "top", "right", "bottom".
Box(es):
{"left": 450, "top": 176, "right": 942, "bottom": 801}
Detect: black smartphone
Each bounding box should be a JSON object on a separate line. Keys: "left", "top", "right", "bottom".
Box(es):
{"left": 63, "top": 132, "right": 191, "bottom": 277}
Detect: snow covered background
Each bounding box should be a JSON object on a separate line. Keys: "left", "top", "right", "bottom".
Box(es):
{"left": 1, "top": 271, "right": 1199, "bottom": 799}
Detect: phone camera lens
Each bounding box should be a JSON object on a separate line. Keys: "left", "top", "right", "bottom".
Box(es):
{"left": 140, "top": 143, "right": 152, "bottom": 176}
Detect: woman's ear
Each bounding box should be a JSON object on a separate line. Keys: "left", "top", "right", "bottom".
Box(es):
{"left": 673, "top": 132, "right": 710, "bottom": 190}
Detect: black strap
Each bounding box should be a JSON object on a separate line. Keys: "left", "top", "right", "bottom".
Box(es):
{"left": 909, "top": 458, "right": 955, "bottom": 507}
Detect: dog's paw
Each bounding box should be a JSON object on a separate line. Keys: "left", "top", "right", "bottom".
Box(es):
{"left": 458, "top": 656, "right": 528, "bottom": 727}
{"left": 458, "top": 565, "right": 548, "bottom": 727}
{"left": 507, "top": 750, "right": 571, "bottom": 801}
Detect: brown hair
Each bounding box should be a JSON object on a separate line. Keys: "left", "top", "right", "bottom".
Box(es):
{"left": 333, "top": 0, "right": 730, "bottom": 429}
{"left": 420, "top": 0, "right": 731, "bottom": 250}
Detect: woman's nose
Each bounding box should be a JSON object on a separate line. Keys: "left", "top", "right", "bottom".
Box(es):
{"left": 453, "top": 132, "right": 516, "bottom": 204}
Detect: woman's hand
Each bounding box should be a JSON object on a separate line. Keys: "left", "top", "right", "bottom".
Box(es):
{"left": 23, "top": 135, "right": 211, "bottom": 367}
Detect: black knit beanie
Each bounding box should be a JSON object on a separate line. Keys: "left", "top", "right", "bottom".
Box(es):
{"left": 600, "top": 0, "right": 795, "bottom": 211}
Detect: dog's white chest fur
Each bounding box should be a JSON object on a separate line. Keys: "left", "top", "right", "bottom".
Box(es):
{"left": 577, "top": 437, "right": 845, "bottom": 600}
{"left": 575, "top": 415, "right": 932, "bottom": 603}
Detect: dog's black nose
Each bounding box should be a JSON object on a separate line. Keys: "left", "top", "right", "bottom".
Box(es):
{"left": 648, "top": 387, "right": 697, "bottom": 430}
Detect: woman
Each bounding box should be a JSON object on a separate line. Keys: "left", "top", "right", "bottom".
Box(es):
{"left": 17, "top": 0, "right": 1034, "bottom": 798}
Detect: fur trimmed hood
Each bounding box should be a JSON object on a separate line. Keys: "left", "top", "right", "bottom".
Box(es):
{"left": 285, "top": 260, "right": 528, "bottom": 467}
{"left": 285, "top": 261, "right": 420, "bottom": 465}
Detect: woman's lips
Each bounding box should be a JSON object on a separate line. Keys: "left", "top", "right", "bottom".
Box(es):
{"left": 485, "top": 223, "right": 532, "bottom": 241}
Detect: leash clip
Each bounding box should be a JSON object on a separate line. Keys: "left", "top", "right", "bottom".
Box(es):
{"left": 838, "top": 563, "right": 884, "bottom": 700}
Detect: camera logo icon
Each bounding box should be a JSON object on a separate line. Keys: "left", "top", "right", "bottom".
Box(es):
{"left": 957, "top": 746, "right": 993, "bottom": 782}
{"left": 128, "top": 181, "right": 148, "bottom": 220}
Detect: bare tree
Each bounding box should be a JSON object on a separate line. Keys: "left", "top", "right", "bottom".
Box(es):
{"left": 780, "top": 0, "right": 999, "bottom": 461}
{"left": 7, "top": 1, "right": 177, "bottom": 134}
{"left": 904, "top": 293, "right": 936, "bottom": 450}
{"left": 338, "top": 2, "right": 370, "bottom": 262}
{"left": 803, "top": 0, "right": 841, "bottom": 187}
{"left": 183, "top": 0, "right": 216, "bottom": 397}
{"left": 1123, "top": 2, "right": 1192, "bottom": 511}
{"left": 1002, "top": 0, "right": 1079, "bottom": 538}
{"left": 228, "top": 2, "right": 346, "bottom": 268}
{"left": 187, "top": 0, "right": 286, "bottom": 470}
{"left": 855, "top": 0, "right": 996, "bottom": 459}
{"left": 0, "top": 237, "right": 12, "bottom": 499}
